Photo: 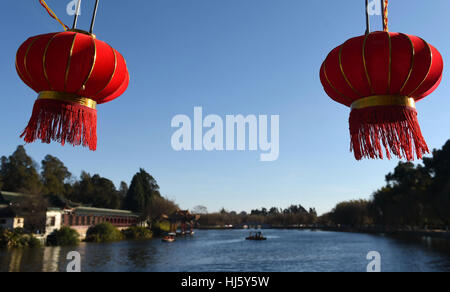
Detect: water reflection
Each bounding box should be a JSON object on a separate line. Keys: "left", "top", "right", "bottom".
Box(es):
{"left": 8, "top": 249, "right": 23, "bottom": 272}
{"left": 0, "top": 230, "right": 450, "bottom": 272}
{"left": 42, "top": 247, "right": 61, "bottom": 272}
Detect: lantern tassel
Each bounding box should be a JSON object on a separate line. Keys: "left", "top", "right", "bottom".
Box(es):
{"left": 349, "top": 106, "right": 429, "bottom": 161}
{"left": 21, "top": 99, "right": 97, "bottom": 151}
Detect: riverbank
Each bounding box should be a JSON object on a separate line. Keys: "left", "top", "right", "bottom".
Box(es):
{"left": 319, "top": 226, "right": 450, "bottom": 240}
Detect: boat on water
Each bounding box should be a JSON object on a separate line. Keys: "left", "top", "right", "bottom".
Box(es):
{"left": 246, "top": 232, "right": 267, "bottom": 241}
{"left": 162, "top": 235, "right": 175, "bottom": 243}
{"left": 176, "top": 230, "right": 195, "bottom": 237}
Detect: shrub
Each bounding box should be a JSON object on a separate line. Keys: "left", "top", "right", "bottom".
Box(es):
{"left": 152, "top": 221, "right": 171, "bottom": 236}
{"left": 85, "top": 222, "right": 124, "bottom": 243}
{"left": 122, "top": 227, "right": 153, "bottom": 240}
{"left": 0, "top": 228, "right": 42, "bottom": 248}
{"left": 28, "top": 236, "right": 43, "bottom": 248}
{"left": 47, "top": 227, "right": 80, "bottom": 246}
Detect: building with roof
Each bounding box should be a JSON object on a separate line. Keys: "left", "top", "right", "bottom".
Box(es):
{"left": 0, "top": 191, "right": 143, "bottom": 238}
{"left": 0, "top": 205, "right": 24, "bottom": 230}
{"left": 0, "top": 191, "right": 29, "bottom": 206}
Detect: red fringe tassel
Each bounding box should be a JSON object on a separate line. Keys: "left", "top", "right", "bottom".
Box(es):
{"left": 349, "top": 106, "right": 428, "bottom": 161}
{"left": 21, "top": 99, "right": 97, "bottom": 151}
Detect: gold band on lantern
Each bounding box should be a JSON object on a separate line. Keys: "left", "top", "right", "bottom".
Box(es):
{"left": 350, "top": 95, "right": 416, "bottom": 110}
{"left": 38, "top": 91, "right": 97, "bottom": 110}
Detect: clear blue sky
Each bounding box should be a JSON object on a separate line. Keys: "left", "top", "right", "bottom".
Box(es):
{"left": 1, "top": 1, "right": 450, "bottom": 215}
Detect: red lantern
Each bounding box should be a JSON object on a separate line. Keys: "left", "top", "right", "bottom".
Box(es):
{"left": 320, "top": 5, "right": 443, "bottom": 161}
{"left": 16, "top": 30, "right": 129, "bottom": 151}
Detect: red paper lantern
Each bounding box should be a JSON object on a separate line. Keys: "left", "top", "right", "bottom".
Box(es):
{"left": 320, "top": 31, "right": 443, "bottom": 160}
{"left": 16, "top": 30, "right": 129, "bottom": 151}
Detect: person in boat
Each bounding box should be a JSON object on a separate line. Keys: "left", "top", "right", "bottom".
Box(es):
{"left": 246, "top": 231, "right": 266, "bottom": 240}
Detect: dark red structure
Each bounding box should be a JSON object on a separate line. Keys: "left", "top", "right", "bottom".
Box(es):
{"left": 61, "top": 207, "right": 140, "bottom": 228}
{"left": 164, "top": 210, "right": 200, "bottom": 234}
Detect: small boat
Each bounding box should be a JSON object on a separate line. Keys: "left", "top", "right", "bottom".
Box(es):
{"left": 162, "top": 235, "right": 175, "bottom": 243}
{"left": 246, "top": 232, "right": 267, "bottom": 241}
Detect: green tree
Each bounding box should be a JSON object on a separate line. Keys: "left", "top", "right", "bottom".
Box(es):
{"left": 69, "top": 172, "right": 122, "bottom": 209}
{"left": 124, "top": 169, "right": 161, "bottom": 213}
{"left": 423, "top": 140, "right": 450, "bottom": 225}
{"left": 371, "top": 162, "right": 431, "bottom": 227}
{"left": 12, "top": 194, "right": 49, "bottom": 233}
{"left": 0, "top": 146, "right": 42, "bottom": 194}
{"left": 144, "top": 196, "right": 178, "bottom": 229}
{"left": 119, "top": 181, "right": 128, "bottom": 199}
{"left": 331, "top": 200, "right": 372, "bottom": 226}
{"left": 41, "top": 155, "right": 71, "bottom": 197}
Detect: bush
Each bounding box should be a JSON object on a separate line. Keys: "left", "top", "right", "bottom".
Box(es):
{"left": 0, "top": 228, "right": 42, "bottom": 249}
{"left": 85, "top": 222, "right": 124, "bottom": 243}
{"left": 122, "top": 227, "right": 153, "bottom": 240}
{"left": 47, "top": 227, "right": 80, "bottom": 246}
{"left": 28, "top": 236, "right": 43, "bottom": 248}
{"left": 152, "top": 221, "right": 171, "bottom": 236}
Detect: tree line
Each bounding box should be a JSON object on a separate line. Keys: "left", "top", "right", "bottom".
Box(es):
{"left": 0, "top": 146, "right": 178, "bottom": 231}
{"left": 321, "top": 140, "right": 450, "bottom": 229}
{"left": 196, "top": 140, "right": 450, "bottom": 229}
{"left": 195, "top": 205, "right": 318, "bottom": 227}
{"left": 3, "top": 139, "right": 450, "bottom": 231}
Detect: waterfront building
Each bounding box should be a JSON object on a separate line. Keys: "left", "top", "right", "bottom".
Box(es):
{"left": 0, "top": 191, "right": 143, "bottom": 239}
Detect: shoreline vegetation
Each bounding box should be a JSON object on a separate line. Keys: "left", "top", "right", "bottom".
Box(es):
{"left": 2, "top": 140, "right": 450, "bottom": 248}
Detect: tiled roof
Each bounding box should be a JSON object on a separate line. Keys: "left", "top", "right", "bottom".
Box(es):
{"left": 0, "top": 191, "right": 28, "bottom": 204}
{"left": 0, "top": 191, "right": 141, "bottom": 218}
{"left": 73, "top": 207, "right": 141, "bottom": 218}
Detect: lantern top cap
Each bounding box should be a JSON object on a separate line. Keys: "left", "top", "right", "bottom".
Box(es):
{"left": 67, "top": 29, "right": 96, "bottom": 39}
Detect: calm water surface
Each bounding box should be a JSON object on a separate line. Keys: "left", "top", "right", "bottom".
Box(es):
{"left": 1, "top": 229, "right": 450, "bottom": 272}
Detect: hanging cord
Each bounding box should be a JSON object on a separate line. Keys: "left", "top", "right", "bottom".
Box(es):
{"left": 365, "top": 0, "right": 370, "bottom": 34}
{"left": 382, "top": 0, "right": 389, "bottom": 32}
{"left": 39, "top": 0, "right": 69, "bottom": 31}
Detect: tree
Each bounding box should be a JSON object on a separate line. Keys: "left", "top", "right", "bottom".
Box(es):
{"left": 423, "top": 141, "right": 450, "bottom": 225}
{"left": 283, "top": 205, "right": 308, "bottom": 215}
{"left": 269, "top": 207, "right": 280, "bottom": 215}
{"left": 0, "top": 146, "right": 42, "bottom": 194}
{"left": 371, "top": 162, "right": 431, "bottom": 227}
{"left": 309, "top": 208, "right": 317, "bottom": 217}
{"left": 124, "top": 169, "right": 161, "bottom": 213}
{"left": 192, "top": 205, "right": 208, "bottom": 214}
{"left": 119, "top": 181, "right": 128, "bottom": 199}
{"left": 69, "top": 172, "right": 122, "bottom": 209}
{"left": 145, "top": 196, "right": 179, "bottom": 228}
{"left": 331, "top": 200, "right": 371, "bottom": 226}
{"left": 13, "top": 194, "right": 49, "bottom": 233}
{"left": 41, "top": 155, "right": 71, "bottom": 197}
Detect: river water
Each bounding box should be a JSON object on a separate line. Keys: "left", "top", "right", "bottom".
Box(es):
{"left": 1, "top": 229, "right": 450, "bottom": 272}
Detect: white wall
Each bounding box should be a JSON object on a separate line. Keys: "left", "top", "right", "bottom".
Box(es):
{"left": 45, "top": 211, "right": 62, "bottom": 236}
{"left": 0, "top": 217, "right": 24, "bottom": 230}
